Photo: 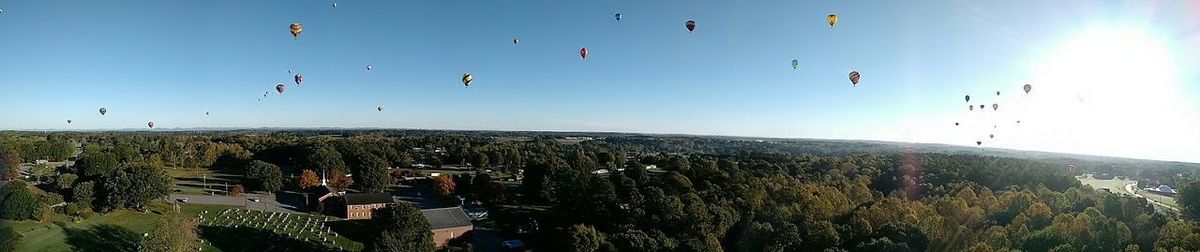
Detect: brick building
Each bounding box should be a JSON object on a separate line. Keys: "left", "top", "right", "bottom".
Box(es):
{"left": 421, "top": 207, "right": 474, "bottom": 247}
{"left": 342, "top": 193, "right": 394, "bottom": 220}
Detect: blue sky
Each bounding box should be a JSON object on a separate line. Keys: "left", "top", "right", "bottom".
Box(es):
{"left": 1, "top": 1, "right": 1198, "bottom": 162}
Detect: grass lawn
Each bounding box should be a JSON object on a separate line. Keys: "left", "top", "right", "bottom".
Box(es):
{"left": 167, "top": 166, "right": 244, "bottom": 195}
{"left": 5, "top": 203, "right": 243, "bottom": 252}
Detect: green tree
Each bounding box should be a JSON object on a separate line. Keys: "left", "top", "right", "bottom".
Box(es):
{"left": 140, "top": 217, "right": 199, "bottom": 252}
{"left": 0, "top": 181, "right": 45, "bottom": 220}
{"left": 307, "top": 146, "right": 348, "bottom": 174}
{"left": 73, "top": 181, "right": 95, "bottom": 206}
{"left": 1176, "top": 179, "right": 1200, "bottom": 219}
{"left": 99, "top": 163, "right": 171, "bottom": 211}
{"left": 365, "top": 203, "right": 435, "bottom": 252}
{"left": 244, "top": 160, "right": 283, "bottom": 193}
{"left": 566, "top": 224, "right": 605, "bottom": 252}
{"left": 57, "top": 173, "right": 78, "bottom": 191}
{"left": 356, "top": 155, "right": 390, "bottom": 193}
{"left": 0, "top": 149, "right": 20, "bottom": 181}
{"left": 77, "top": 152, "right": 119, "bottom": 178}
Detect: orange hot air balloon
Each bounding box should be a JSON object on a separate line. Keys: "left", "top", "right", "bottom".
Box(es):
{"left": 580, "top": 48, "right": 588, "bottom": 60}
{"left": 289, "top": 23, "right": 303, "bottom": 38}
{"left": 827, "top": 14, "right": 838, "bottom": 28}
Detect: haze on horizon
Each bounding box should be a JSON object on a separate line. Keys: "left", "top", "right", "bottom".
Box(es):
{"left": 1, "top": 0, "right": 1198, "bottom": 163}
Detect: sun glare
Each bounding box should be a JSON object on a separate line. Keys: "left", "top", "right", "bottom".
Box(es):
{"left": 1014, "top": 26, "right": 1200, "bottom": 160}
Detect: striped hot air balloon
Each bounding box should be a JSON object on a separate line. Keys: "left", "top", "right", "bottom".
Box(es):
{"left": 848, "top": 71, "right": 861, "bottom": 86}
{"left": 462, "top": 72, "right": 473, "bottom": 87}
{"left": 289, "top": 23, "right": 303, "bottom": 38}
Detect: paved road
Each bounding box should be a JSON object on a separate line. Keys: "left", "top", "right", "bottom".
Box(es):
{"left": 167, "top": 193, "right": 302, "bottom": 214}
{"left": 1125, "top": 183, "right": 1181, "bottom": 213}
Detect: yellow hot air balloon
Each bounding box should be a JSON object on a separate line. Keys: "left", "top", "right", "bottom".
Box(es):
{"left": 462, "top": 73, "right": 473, "bottom": 87}
{"left": 289, "top": 23, "right": 303, "bottom": 38}
{"left": 827, "top": 14, "right": 838, "bottom": 28}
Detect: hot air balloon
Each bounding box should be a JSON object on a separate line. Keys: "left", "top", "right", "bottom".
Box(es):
{"left": 992, "top": 103, "right": 998, "bottom": 111}
{"left": 366, "top": 65, "right": 373, "bottom": 71}
{"left": 848, "top": 71, "right": 861, "bottom": 86}
{"left": 332, "top": 3, "right": 338, "bottom": 9}
{"left": 685, "top": 20, "right": 696, "bottom": 32}
{"left": 827, "top": 14, "right": 838, "bottom": 28}
{"left": 989, "top": 134, "right": 994, "bottom": 139}
{"left": 791, "top": 60, "right": 799, "bottom": 71}
{"left": 979, "top": 104, "right": 985, "bottom": 110}
{"left": 976, "top": 141, "right": 982, "bottom": 146}
{"left": 99, "top": 108, "right": 107, "bottom": 115}
{"left": 148, "top": 122, "right": 155, "bottom": 128}
{"left": 580, "top": 48, "right": 588, "bottom": 60}
{"left": 954, "top": 122, "right": 959, "bottom": 126}
{"left": 0, "top": 8, "right": 5, "bottom": 15}
{"left": 67, "top": 119, "right": 72, "bottom": 124}
{"left": 206, "top": 112, "right": 210, "bottom": 116}
{"left": 965, "top": 95, "right": 971, "bottom": 103}
{"left": 462, "top": 72, "right": 473, "bottom": 87}
{"left": 513, "top": 36, "right": 519, "bottom": 46}
{"left": 289, "top": 23, "right": 303, "bottom": 38}
{"left": 1016, "top": 120, "right": 1021, "bottom": 124}
{"left": 615, "top": 13, "right": 622, "bottom": 21}
{"left": 276, "top": 84, "right": 286, "bottom": 94}
{"left": 294, "top": 74, "right": 303, "bottom": 86}
{"left": 969, "top": 105, "right": 974, "bottom": 111}
{"left": 377, "top": 106, "right": 383, "bottom": 112}
{"left": 996, "top": 91, "right": 1001, "bottom": 96}
{"left": 1023, "top": 84, "right": 1032, "bottom": 94}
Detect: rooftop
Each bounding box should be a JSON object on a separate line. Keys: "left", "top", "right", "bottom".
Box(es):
{"left": 421, "top": 207, "right": 473, "bottom": 230}
{"left": 343, "top": 192, "right": 395, "bottom": 205}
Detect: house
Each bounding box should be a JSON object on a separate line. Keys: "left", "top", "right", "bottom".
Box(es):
{"left": 1146, "top": 185, "right": 1178, "bottom": 195}
{"left": 422, "top": 207, "right": 474, "bottom": 247}
{"left": 342, "top": 193, "right": 395, "bottom": 220}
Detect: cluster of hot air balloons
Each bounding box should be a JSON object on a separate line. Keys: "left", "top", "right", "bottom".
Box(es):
{"left": 957, "top": 83, "right": 1034, "bottom": 146}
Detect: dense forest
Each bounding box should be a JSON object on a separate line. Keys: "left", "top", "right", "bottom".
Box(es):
{"left": 2, "top": 130, "right": 1200, "bottom": 251}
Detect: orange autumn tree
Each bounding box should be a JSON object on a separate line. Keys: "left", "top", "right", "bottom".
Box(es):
{"left": 330, "top": 171, "right": 353, "bottom": 192}
{"left": 298, "top": 169, "right": 320, "bottom": 189}
{"left": 433, "top": 175, "right": 456, "bottom": 198}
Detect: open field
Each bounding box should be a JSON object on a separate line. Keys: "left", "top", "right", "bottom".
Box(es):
{"left": 6, "top": 204, "right": 238, "bottom": 252}
{"left": 167, "top": 167, "right": 244, "bottom": 195}
{"left": 2, "top": 203, "right": 367, "bottom": 252}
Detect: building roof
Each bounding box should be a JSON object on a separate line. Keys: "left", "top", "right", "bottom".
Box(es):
{"left": 343, "top": 193, "right": 395, "bottom": 205}
{"left": 421, "top": 207, "right": 473, "bottom": 230}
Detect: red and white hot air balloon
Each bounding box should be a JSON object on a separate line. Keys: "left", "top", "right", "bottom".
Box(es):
{"left": 580, "top": 48, "right": 588, "bottom": 60}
